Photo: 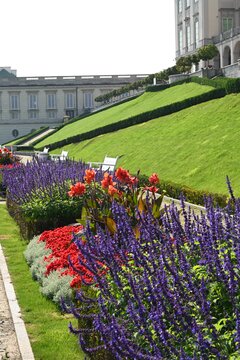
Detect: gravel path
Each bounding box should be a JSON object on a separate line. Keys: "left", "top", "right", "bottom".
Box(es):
{"left": 0, "top": 270, "right": 22, "bottom": 360}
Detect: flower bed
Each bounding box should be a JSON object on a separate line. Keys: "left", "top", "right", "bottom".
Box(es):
{"left": 25, "top": 225, "right": 95, "bottom": 304}
{"left": 22, "top": 163, "right": 240, "bottom": 359}
{"left": 3, "top": 159, "right": 89, "bottom": 239}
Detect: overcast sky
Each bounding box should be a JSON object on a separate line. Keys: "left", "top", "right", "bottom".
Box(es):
{"left": 2, "top": 0, "right": 176, "bottom": 77}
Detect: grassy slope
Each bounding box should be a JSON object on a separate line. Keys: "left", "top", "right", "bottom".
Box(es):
{"left": 0, "top": 205, "right": 84, "bottom": 360}
{"left": 36, "top": 83, "right": 213, "bottom": 148}
{"left": 55, "top": 93, "right": 240, "bottom": 195}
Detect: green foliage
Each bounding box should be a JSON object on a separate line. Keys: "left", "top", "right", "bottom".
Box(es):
{"left": 225, "top": 78, "right": 240, "bottom": 94}
{"left": 191, "top": 53, "right": 200, "bottom": 66}
{"left": 7, "top": 185, "right": 83, "bottom": 240}
{"left": 21, "top": 186, "right": 82, "bottom": 222}
{"left": 176, "top": 56, "right": 193, "bottom": 73}
{"left": 137, "top": 174, "right": 227, "bottom": 208}
{"left": 155, "top": 65, "right": 180, "bottom": 81}
{"left": 197, "top": 44, "right": 219, "bottom": 62}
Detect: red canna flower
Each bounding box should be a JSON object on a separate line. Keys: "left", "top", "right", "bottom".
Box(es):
{"left": 68, "top": 182, "right": 86, "bottom": 197}
{"left": 149, "top": 173, "right": 160, "bottom": 185}
{"left": 144, "top": 186, "right": 159, "bottom": 193}
{"left": 108, "top": 185, "right": 120, "bottom": 197}
{"left": 101, "top": 172, "right": 115, "bottom": 189}
{"left": 84, "top": 169, "right": 96, "bottom": 184}
{"left": 115, "top": 167, "right": 131, "bottom": 184}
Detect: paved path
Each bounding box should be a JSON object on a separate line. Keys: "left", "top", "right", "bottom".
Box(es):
{"left": 23, "top": 128, "right": 55, "bottom": 146}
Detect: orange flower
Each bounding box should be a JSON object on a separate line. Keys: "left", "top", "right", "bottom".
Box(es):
{"left": 84, "top": 169, "right": 96, "bottom": 184}
{"left": 68, "top": 182, "right": 86, "bottom": 197}
{"left": 108, "top": 185, "right": 120, "bottom": 197}
{"left": 149, "top": 173, "right": 159, "bottom": 185}
{"left": 115, "top": 167, "right": 131, "bottom": 184}
{"left": 101, "top": 172, "right": 115, "bottom": 189}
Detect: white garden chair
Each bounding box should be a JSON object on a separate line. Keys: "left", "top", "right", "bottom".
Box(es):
{"left": 88, "top": 155, "right": 118, "bottom": 172}
{"left": 50, "top": 150, "right": 68, "bottom": 161}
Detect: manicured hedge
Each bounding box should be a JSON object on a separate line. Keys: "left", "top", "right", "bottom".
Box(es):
{"left": 146, "top": 76, "right": 240, "bottom": 94}
{"left": 33, "top": 94, "right": 142, "bottom": 149}
{"left": 41, "top": 88, "right": 226, "bottom": 151}
{"left": 137, "top": 174, "right": 228, "bottom": 208}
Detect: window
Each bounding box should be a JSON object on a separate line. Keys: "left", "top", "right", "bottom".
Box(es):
{"left": 66, "top": 110, "right": 75, "bottom": 118}
{"left": 178, "top": 29, "right": 183, "bottom": 52}
{"left": 47, "top": 93, "right": 56, "bottom": 109}
{"left": 28, "top": 93, "right": 38, "bottom": 109}
{"left": 84, "top": 92, "right": 93, "bottom": 109}
{"left": 186, "top": 0, "right": 190, "bottom": 8}
{"left": 186, "top": 24, "right": 191, "bottom": 48}
{"left": 178, "top": 0, "right": 182, "bottom": 13}
{"left": 194, "top": 19, "right": 199, "bottom": 46}
{"left": 222, "top": 17, "right": 233, "bottom": 32}
{"left": 47, "top": 110, "right": 57, "bottom": 119}
{"left": 12, "top": 129, "right": 19, "bottom": 138}
{"left": 65, "top": 92, "right": 75, "bottom": 109}
{"left": 9, "top": 93, "right": 20, "bottom": 110}
{"left": 28, "top": 110, "right": 38, "bottom": 120}
{"left": 11, "top": 111, "right": 19, "bottom": 120}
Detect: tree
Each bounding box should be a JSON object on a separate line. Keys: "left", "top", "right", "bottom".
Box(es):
{"left": 176, "top": 56, "right": 192, "bottom": 73}
{"left": 197, "top": 44, "right": 219, "bottom": 67}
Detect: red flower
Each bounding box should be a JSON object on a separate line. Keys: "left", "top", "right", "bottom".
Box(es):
{"left": 84, "top": 169, "right": 95, "bottom": 184}
{"left": 149, "top": 173, "right": 159, "bottom": 185}
{"left": 115, "top": 167, "right": 131, "bottom": 184}
{"left": 68, "top": 182, "right": 86, "bottom": 197}
{"left": 101, "top": 172, "right": 115, "bottom": 189}
{"left": 144, "top": 186, "right": 159, "bottom": 193}
{"left": 128, "top": 176, "right": 138, "bottom": 186}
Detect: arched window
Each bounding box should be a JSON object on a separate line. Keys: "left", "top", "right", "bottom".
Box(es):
{"left": 223, "top": 46, "right": 231, "bottom": 66}
{"left": 12, "top": 129, "right": 19, "bottom": 138}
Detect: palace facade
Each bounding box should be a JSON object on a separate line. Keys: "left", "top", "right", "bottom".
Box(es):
{"left": 0, "top": 67, "right": 147, "bottom": 144}
{"left": 174, "top": 0, "right": 240, "bottom": 76}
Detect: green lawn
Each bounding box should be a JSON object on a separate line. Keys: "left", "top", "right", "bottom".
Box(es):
{"left": 54, "top": 93, "right": 240, "bottom": 196}
{"left": 0, "top": 204, "right": 85, "bottom": 360}
{"left": 36, "top": 83, "right": 214, "bottom": 148}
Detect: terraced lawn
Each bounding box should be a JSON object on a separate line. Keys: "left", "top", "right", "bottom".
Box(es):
{"left": 36, "top": 82, "right": 214, "bottom": 148}
{"left": 54, "top": 93, "right": 240, "bottom": 195}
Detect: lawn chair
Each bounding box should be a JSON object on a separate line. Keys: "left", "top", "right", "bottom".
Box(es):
{"left": 50, "top": 150, "right": 68, "bottom": 161}
{"left": 35, "top": 147, "right": 49, "bottom": 160}
{"left": 88, "top": 155, "right": 118, "bottom": 172}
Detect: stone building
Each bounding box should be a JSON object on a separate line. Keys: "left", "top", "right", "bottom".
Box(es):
{"left": 174, "top": 0, "right": 240, "bottom": 76}
{"left": 0, "top": 67, "right": 147, "bottom": 144}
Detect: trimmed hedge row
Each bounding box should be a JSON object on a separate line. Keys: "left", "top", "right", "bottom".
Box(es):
{"left": 137, "top": 174, "right": 228, "bottom": 208}
{"left": 41, "top": 87, "right": 226, "bottom": 151}
{"left": 6, "top": 197, "right": 81, "bottom": 241}
{"left": 146, "top": 76, "right": 240, "bottom": 95}
{"left": 33, "top": 94, "right": 143, "bottom": 149}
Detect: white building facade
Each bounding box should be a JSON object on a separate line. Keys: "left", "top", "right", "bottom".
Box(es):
{"left": 175, "top": 0, "right": 240, "bottom": 75}
{"left": 0, "top": 67, "right": 147, "bottom": 144}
